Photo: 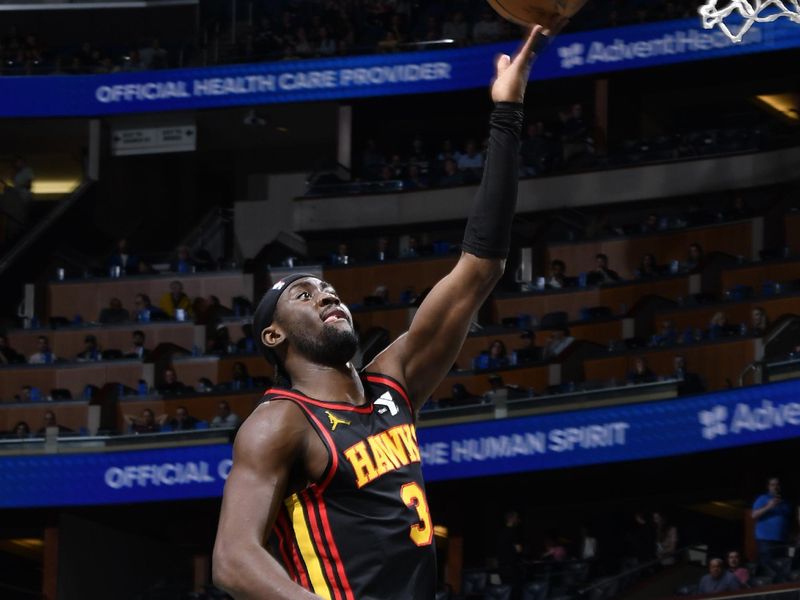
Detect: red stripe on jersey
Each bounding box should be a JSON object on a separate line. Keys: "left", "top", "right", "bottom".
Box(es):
{"left": 273, "top": 516, "right": 298, "bottom": 583}
{"left": 300, "top": 489, "right": 344, "bottom": 600}
{"left": 314, "top": 487, "right": 356, "bottom": 600}
{"left": 276, "top": 510, "right": 311, "bottom": 590}
{"left": 264, "top": 388, "right": 374, "bottom": 414}
{"left": 364, "top": 374, "right": 413, "bottom": 412}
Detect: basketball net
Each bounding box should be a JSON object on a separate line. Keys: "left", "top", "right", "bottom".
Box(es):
{"left": 698, "top": 0, "right": 800, "bottom": 42}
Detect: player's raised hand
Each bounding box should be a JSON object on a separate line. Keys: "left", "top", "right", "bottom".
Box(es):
{"left": 491, "top": 24, "right": 559, "bottom": 104}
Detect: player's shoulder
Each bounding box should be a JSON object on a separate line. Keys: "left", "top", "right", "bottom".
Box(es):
{"left": 233, "top": 394, "right": 310, "bottom": 456}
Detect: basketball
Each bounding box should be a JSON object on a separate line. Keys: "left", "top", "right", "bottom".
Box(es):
{"left": 486, "top": 0, "right": 590, "bottom": 28}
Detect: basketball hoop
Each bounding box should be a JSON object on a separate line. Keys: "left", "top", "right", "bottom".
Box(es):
{"left": 698, "top": 0, "right": 800, "bottom": 43}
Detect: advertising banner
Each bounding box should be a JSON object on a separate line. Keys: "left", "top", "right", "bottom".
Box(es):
{"left": 0, "top": 18, "right": 798, "bottom": 117}
{"left": 2, "top": 380, "right": 800, "bottom": 506}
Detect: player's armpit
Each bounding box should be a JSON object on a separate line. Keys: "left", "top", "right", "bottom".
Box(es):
{"left": 367, "top": 252, "right": 503, "bottom": 409}
{"left": 212, "top": 401, "right": 322, "bottom": 600}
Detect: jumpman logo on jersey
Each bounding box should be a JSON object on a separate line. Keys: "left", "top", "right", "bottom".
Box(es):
{"left": 326, "top": 411, "right": 351, "bottom": 431}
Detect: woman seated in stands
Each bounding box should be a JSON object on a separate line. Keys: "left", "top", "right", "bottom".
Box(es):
{"left": 708, "top": 311, "right": 739, "bottom": 339}
{"left": 487, "top": 339, "right": 509, "bottom": 369}
{"left": 635, "top": 253, "right": 663, "bottom": 279}
{"left": 125, "top": 408, "right": 167, "bottom": 434}
{"left": 627, "top": 356, "right": 657, "bottom": 385}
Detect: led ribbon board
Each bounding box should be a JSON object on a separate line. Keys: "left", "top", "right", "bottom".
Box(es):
{"left": 2, "top": 380, "right": 800, "bottom": 507}
{"left": 1, "top": 17, "right": 799, "bottom": 117}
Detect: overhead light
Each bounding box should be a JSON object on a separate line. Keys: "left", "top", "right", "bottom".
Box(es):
{"left": 31, "top": 179, "right": 81, "bottom": 195}
{"left": 756, "top": 94, "right": 800, "bottom": 121}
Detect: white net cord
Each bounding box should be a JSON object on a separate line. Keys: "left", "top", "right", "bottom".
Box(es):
{"left": 698, "top": 0, "right": 800, "bottom": 42}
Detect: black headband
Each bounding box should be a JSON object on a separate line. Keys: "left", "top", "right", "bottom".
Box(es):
{"left": 253, "top": 272, "right": 317, "bottom": 362}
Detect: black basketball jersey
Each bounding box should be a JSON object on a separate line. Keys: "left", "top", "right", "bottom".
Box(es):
{"left": 266, "top": 373, "right": 437, "bottom": 600}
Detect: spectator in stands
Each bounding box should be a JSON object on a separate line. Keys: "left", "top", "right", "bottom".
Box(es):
{"left": 457, "top": 139, "right": 484, "bottom": 182}
{"left": 472, "top": 10, "right": 504, "bottom": 44}
{"left": 520, "top": 121, "right": 554, "bottom": 177}
{"left": 208, "top": 323, "right": 232, "bottom": 355}
{"left": 361, "top": 139, "right": 384, "bottom": 179}
{"left": 438, "top": 158, "right": 465, "bottom": 187}
{"left": 235, "top": 323, "right": 255, "bottom": 354}
{"left": 13, "top": 421, "right": 31, "bottom": 439}
{"left": 653, "top": 511, "right": 678, "bottom": 565}
{"left": 673, "top": 355, "right": 706, "bottom": 396}
{"left": 401, "top": 236, "right": 419, "bottom": 259}
{"left": 635, "top": 253, "right": 662, "bottom": 279}
{"left": 752, "top": 477, "right": 792, "bottom": 569}
{"left": 586, "top": 253, "right": 622, "bottom": 285}
{"left": 547, "top": 259, "right": 575, "bottom": 289}
{"left": 513, "top": 331, "right": 541, "bottom": 363}
{"left": 167, "top": 406, "right": 199, "bottom": 431}
{"left": 157, "top": 367, "right": 188, "bottom": 396}
{"left": 169, "top": 245, "right": 195, "bottom": 274}
{"left": 486, "top": 339, "right": 509, "bottom": 369}
{"left": 18, "top": 385, "right": 33, "bottom": 402}
{"left": 211, "top": 400, "right": 241, "bottom": 429}
{"left": 134, "top": 293, "right": 169, "bottom": 322}
{"left": 709, "top": 312, "right": 738, "bottom": 339}
{"left": 495, "top": 510, "right": 524, "bottom": 594}
{"left": 10, "top": 155, "right": 34, "bottom": 203}
{"left": 751, "top": 307, "right": 770, "bottom": 335}
{"left": 652, "top": 319, "right": 678, "bottom": 346}
{"left": 98, "top": 297, "right": 130, "bottom": 324}
{"left": 559, "top": 103, "right": 592, "bottom": 164}
{"left": 159, "top": 281, "right": 192, "bottom": 319}
{"left": 542, "top": 531, "right": 568, "bottom": 562}
{"left": 404, "top": 164, "right": 428, "bottom": 190}
{"left": 125, "top": 330, "right": 151, "bottom": 360}
{"left": 332, "top": 243, "right": 351, "bottom": 265}
{"left": 627, "top": 356, "right": 657, "bottom": 384}
{"left": 727, "top": 550, "right": 750, "bottom": 587}
{"left": 442, "top": 11, "right": 469, "bottom": 45}
{"left": 685, "top": 243, "right": 705, "bottom": 274}
{"left": 640, "top": 213, "right": 660, "bottom": 233}
{"left": 0, "top": 334, "right": 25, "bottom": 364}
{"left": 126, "top": 408, "right": 166, "bottom": 433}
{"left": 107, "top": 237, "right": 141, "bottom": 275}
{"left": 231, "top": 361, "right": 253, "bottom": 390}
{"left": 698, "top": 558, "right": 742, "bottom": 594}
{"left": 28, "top": 335, "right": 56, "bottom": 364}
{"left": 627, "top": 512, "right": 655, "bottom": 563}
{"left": 207, "top": 295, "right": 234, "bottom": 321}
{"left": 36, "top": 410, "right": 72, "bottom": 435}
{"left": 374, "top": 236, "right": 392, "bottom": 262}
{"left": 139, "top": 38, "right": 167, "bottom": 69}
{"left": 542, "top": 327, "right": 574, "bottom": 360}
{"left": 76, "top": 334, "right": 101, "bottom": 362}
{"left": 580, "top": 524, "right": 599, "bottom": 561}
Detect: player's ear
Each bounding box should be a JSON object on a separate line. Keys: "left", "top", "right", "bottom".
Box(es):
{"left": 261, "top": 324, "right": 285, "bottom": 350}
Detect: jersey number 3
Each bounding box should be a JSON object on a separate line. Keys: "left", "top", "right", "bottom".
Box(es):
{"left": 400, "top": 482, "right": 434, "bottom": 547}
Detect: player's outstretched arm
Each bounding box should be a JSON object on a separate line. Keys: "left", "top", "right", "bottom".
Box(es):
{"left": 213, "top": 402, "right": 322, "bottom": 600}
{"left": 367, "top": 27, "right": 547, "bottom": 409}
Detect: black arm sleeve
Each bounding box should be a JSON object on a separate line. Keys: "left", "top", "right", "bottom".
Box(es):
{"left": 461, "top": 101, "right": 524, "bottom": 259}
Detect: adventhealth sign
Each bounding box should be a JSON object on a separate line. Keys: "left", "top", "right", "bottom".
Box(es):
{"left": 0, "top": 17, "right": 798, "bottom": 117}
{"left": 2, "top": 380, "right": 800, "bottom": 507}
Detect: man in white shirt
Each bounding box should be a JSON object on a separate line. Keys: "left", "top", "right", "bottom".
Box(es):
{"left": 210, "top": 400, "right": 241, "bottom": 429}
{"left": 28, "top": 335, "right": 57, "bottom": 364}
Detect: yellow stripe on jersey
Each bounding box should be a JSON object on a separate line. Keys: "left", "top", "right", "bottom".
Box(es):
{"left": 286, "top": 494, "right": 332, "bottom": 600}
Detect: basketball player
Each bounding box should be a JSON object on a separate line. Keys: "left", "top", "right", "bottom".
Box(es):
{"left": 213, "top": 25, "right": 549, "bottom": 600}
